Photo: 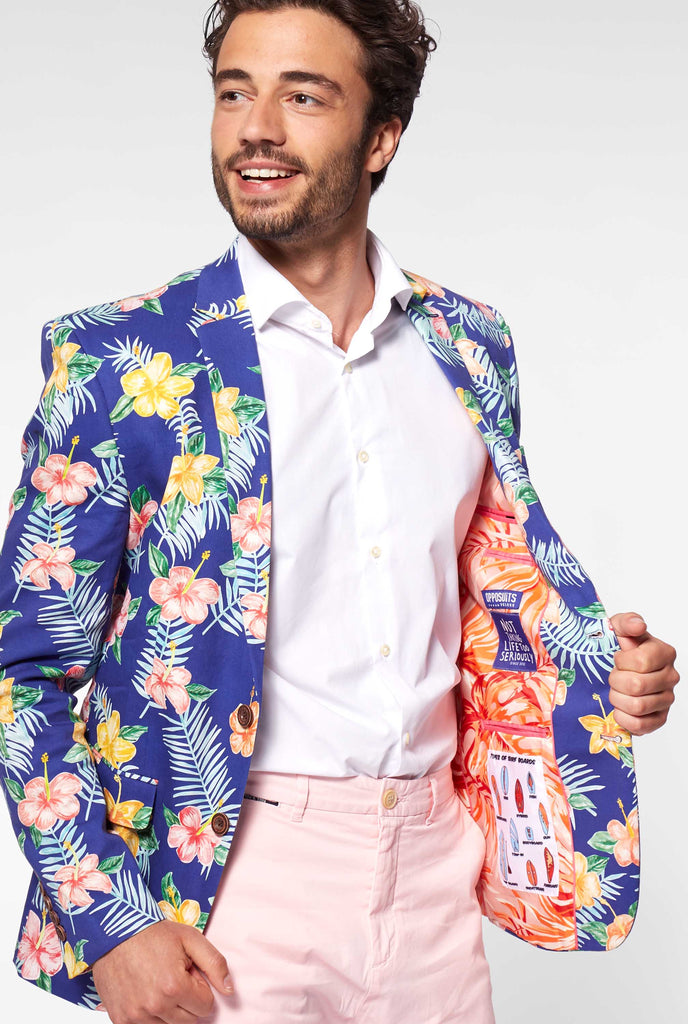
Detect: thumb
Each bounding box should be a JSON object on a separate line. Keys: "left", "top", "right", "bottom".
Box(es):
{"left": 608, "top": 612, "right": 650, "bottom": 651}
{"left": 182, "top": 927, "right": 234, "bottom": 995}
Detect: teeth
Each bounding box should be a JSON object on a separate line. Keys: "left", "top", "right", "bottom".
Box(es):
{"left": 240, "top": 168, "right": 295, "bottom": 179}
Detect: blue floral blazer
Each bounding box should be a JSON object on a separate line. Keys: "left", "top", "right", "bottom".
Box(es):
{"left": 0, "top": 241, "right": 639, "bottom": 1008}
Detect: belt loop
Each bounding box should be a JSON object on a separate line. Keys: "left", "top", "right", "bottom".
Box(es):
{"left": 290, "top": 774, "right": 309, "bottom": 822}
{"left": 425, "top": 775, "right": 439, "bottom": 826}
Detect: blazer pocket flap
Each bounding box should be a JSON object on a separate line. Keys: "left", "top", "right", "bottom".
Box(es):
{"left": 95, "top": 758, "right": 158, "bottom": 831}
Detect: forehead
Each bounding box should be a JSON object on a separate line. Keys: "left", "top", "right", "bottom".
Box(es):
{"left": 216, "top": 8, "right": 367, "bottom": 88}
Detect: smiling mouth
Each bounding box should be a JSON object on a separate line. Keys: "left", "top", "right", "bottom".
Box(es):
{"left": 237, "top": 168, "right": 299, "bottom": 182}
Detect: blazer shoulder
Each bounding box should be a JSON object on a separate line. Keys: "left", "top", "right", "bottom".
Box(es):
{"left": 43, "top": 262, "right": 206, "bottom": 353}
{"left": 403, "top": 268, "right": 514, "bottom": 357}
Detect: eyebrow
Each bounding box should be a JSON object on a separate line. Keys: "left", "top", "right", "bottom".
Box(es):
{"left": 214, "top": 67, "right": 344, "bottom": 98}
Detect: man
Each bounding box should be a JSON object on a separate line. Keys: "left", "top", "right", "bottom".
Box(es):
{"left": 0, "top": 2, "right": 679, "bottom": 1023}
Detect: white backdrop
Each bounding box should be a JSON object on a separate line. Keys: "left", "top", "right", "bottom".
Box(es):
{"left": 0, "top": 1, "right": 685, "bottom": 1021}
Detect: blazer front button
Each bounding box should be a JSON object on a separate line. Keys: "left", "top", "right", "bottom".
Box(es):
{"left": 236, "top": 704, "right": 254, "bottom": 729}
{"left": 211, "top": 812, "right": 230, "bottom": 837}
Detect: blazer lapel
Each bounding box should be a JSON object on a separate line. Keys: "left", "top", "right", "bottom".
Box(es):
{"left": 191, "top": 244, "right": 273, "bottom": 685}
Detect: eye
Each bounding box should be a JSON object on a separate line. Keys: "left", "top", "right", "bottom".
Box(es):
{"left": 290, "top": 93, "right": 321, "bottom": 108}
{"left": 219, "top": 89, "right": 247, "bottom": 103}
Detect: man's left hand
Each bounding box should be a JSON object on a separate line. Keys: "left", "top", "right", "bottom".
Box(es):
{"left": 607, "top": 612, "right": 679, "bottom": 735}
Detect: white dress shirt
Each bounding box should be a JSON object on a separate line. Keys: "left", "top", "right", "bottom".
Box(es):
{"left": 237, "top": 231, "right": 487, "bottom": 778}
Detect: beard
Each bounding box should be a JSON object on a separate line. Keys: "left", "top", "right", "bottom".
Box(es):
{"left": 211, "top": 129, "right": 371, "bottom": 242}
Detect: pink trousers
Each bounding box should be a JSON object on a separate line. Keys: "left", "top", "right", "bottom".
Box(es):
{"left": 202, "top": 764, "right": 495, "bottom": 1024}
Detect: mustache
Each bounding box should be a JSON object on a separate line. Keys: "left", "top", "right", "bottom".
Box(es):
{"left": 223, "top": 145, "right": 311, "bottom": 175}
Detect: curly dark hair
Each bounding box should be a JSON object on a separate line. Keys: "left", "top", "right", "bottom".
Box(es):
{"left": 202, "top": 0, "right": 437, "bottom": 193}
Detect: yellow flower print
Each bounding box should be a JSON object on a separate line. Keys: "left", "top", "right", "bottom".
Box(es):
{"left": 574, "top": 851, "right": 602, "bottom": 909}
{"left": 104, "top": 786, "right": 144, "bottom": 857}
{"left": 96, "top": 711, "right": 137, "bottom": 768}
{"left": 213, "top": 387, "right": 241, "bottom": 437}
{"left": 579, "top": 694, "right": 632, "bottom": 760}
{"left": 121, "top": 351, "right": 194, "bottom": 420}
{"left": 63, "top": 941, "right": 89, "bottom": 979}
{"left": 162, "top": 452, "right": 220, "bottom": 506}
{"left": 236, "top": 295, "right": 248, "bottom": 312}
{"left": 0, "top": 677, "right": 15, "bottom": 724}
{"left": 455, "top": 388, "right": 482, "bottom": 425}
{"left": 159, "top": 887, "right": 202, "bottom": 927}
{"left": 42, "top": 342, "right": 81, "bottom": 397}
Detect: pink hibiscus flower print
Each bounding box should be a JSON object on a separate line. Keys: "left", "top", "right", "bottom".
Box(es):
{"left": 56, "top": 665, "right": 87, "bottom": 693}
{"left": 18, "top": 755, "right": 81, "bottom": 831}
{"left": 425, "top": 305, "right": 452, "bottom": 341}
{"left": 608, "top": 800, "right": 640, "bottom": 867}
{"left": 231, "top": 476, "right": 271, "bottom": 553}
{"left": 127, "top": 499, "right": 158, "bottom": 550}
{"left": 144, "top": 643, "right": 191, "bottom": 714}
{"left": 149, "top": 552, "right": 220, "bottom": 625}
{"left": 54, "top": 846, "right": 112, "bottom": 909}
{"left": 105, "top": 589, "right": 132, "bottom": 644}
{"left": 20, "top": 531, "right": 76, "bottom": 591}
{"left": 118, "top": 284, "right": 168, "bottom": 313}
{"left": 16, "top": 910, "right": 63, "bottom": 980}
{"left": 168, "top": 806, "right": 222, "bottom": 866}
{"left": 31, "top": 436, "right": 97, "bottom": 506}
{"left": 241, "top": 593, "right": 268, "bottom": 641}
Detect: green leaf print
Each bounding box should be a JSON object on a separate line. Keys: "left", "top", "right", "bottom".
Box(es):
{"left": 110, "top": 394, "right": 136, "bottom": 424}
{"left": 186, "top": 684, "right": 216, "bottom": 703}
{"left": 149, "top": 544, "right": 170, "bottom": 580}
{"left": 63, "top": 742, "right": 90, "bottom": 764}
{"left": 10, "top": 488, "right": 27, "bottom": 511}
{"left": 146, "top": 605, "right": 162, "bottom": 628}
{"left": 233, "top": 395, "right": 266, "bottom": 424}
{"left": 203, "top": 468, "right": 227, "bottom": 497}
{"left": 4, "top": 777, "right": 25, "bottom": 803}
{"left": 9, "top": 685, "right": 42, "bottom": 712}
{"left": 568, "top": 792, "right": 596, "bottom": 813}
{"left": 208, "top": 368, "right": 224, "bottom": 394}
{"left": 131, "top": 485, "right": 152, "bottom": 515}
{"left": 30, "top": 825, "right": 42, "bottom": 849}
{"left": 69, "top": 353, "right": 103, "bottom": 381}
{"left": 166, "top": 492, "right": 187, "bottom": 535}
{"left": 71, "top": 559, "right": 106, "bottom": 577}
{"left": 171, "top": 363, "right": 206, "bottom": 379}
{"left": 38, "top": 434, "right": 48, "bottom": 467}
{"left": 92, "top": 439, "right": 121, "bottom": 459}
{"left": 579, "top": 921, "right": 608, "bottom": 946}
{"left": 558, "top": 668, "right": 576, "bottom": 688}
{"left": 514, "top": 483, "right": 538, "bottom": 505}
{"left": 588, "top": 830, "right": 616, "bottom": 854}
{"left": 43, "top": 384, "right": 57, "bottom": 425}
{"left": 498, "top": 417, "right": 514, "bottom": 437}
{"left": 142, "top": 298, "right": 165, "bottom": 316}
{"left": 187, "top": 432, "right": 206, "bottom": 457}
{"left": 575, "top": 603, "right": 607, "bottom": 619}
{"left": 585, "top": 855, "right": 609, "bottom": 875}
{"left": 99, "top": 853, "right": 126, "bottom": 875}
{"left": 164, "top": 805, "right": 180, "bottom": 827}
{"left": 131, "top": 806, "right": 154, "bottom": 829}
{"left": 119, "top": 726, "right": 148, "bottom": 742}
{"left": 0, "top": 609, "right": 22, "bottom": 627}
{"left": 31, "top": 492, "right": 47, "bottom": 514}
{"left": 36, "top": 971, "right": 52, "bottom": 993}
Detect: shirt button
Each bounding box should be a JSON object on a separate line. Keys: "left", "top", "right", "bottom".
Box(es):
{"left": 404, "top": 731, "right": 410, "bottom": 747}
{"left": 344, "top": 362, "right": 353, "bottom": 374}
{"left": 311, "top": 318, "right": 322, "bottom": 330}
{"left": 370, "top": 546, "right": 382, "bottom": 559}
{"left": 210, "top": 812, "right": 231, "bottom": 837}
{"left": 380, "top": 644, "right": 391, "bottom": 658}
{"left": 382, "top": 789, "right": 398, "bottom": 810}
{"left": 358, "top": 450, "right": 370, "bottom": 464}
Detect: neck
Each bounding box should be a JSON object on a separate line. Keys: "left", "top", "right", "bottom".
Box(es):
{"left": 244, "top": 196, "right": 375, "bottom": 353}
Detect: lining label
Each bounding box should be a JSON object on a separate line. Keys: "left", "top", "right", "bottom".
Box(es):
{"left": 487, "top": 751, "right": 560, "bottom": 894}
{"left": 482, "top": 589, "right": 537, "bottom": 672}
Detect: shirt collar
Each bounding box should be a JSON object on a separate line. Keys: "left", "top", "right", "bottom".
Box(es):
{"left": 236, "top": 230, "right": 414, "bottom": 334}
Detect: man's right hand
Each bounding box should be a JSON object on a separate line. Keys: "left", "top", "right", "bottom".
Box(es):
{"left": 92, "top": 920, "right": 234, "bottom": 1024}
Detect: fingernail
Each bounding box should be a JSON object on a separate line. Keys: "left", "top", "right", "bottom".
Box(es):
{"left": 224, "top": 976, "right": 234, "bottom": 994}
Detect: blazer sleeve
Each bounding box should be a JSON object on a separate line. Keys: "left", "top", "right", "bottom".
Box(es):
{"left": 0, "top": 322, "right": 164, "bottom": 973}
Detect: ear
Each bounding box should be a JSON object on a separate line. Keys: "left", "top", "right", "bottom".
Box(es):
{"left": 365, "top": 116, "right": 403, "bottom": 175}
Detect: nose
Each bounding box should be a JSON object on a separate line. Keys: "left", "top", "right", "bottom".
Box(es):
{"left": 239, "top": 96, "right": 287, "bottom": 149}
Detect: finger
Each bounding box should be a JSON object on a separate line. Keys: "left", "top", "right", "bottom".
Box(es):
{"left": 178, "top": 970, "right": 216, "bottom": 1018}
{"left": 611, "top": 706, "right": 670, "bottom": 736}
{"left": 609, "top": 685, "right": 676, "bottom": 720}
{"left": 161, "top": 1008, "right": 203, "bottom": 1024}
{"left": 608, "top": 613, "right": 650, "bottom": 650}
{"left": 613, "top": 637, "right": 677, "bottom": 675}
{"left": 609, "top": 664, "right": 680, "bottom": 697}
{"left": 182, "top": 929, "right": 234, "bottom": 996}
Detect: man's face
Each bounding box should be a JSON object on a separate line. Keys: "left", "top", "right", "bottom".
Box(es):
{"left": 211, "top": 8, "right": 376, "bottom": 242}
